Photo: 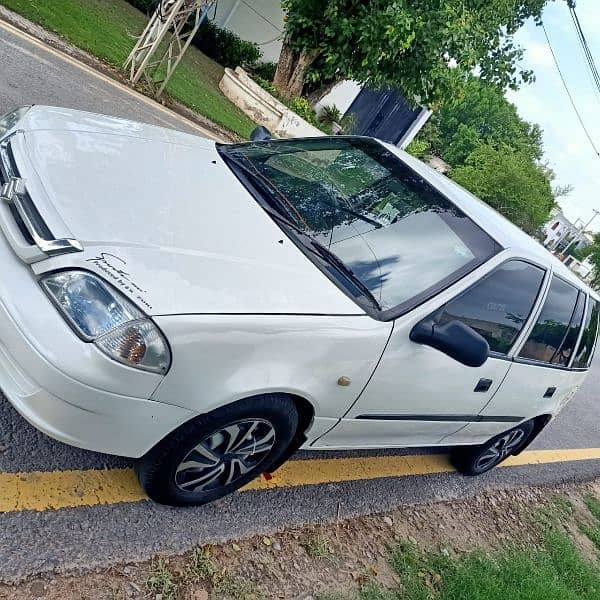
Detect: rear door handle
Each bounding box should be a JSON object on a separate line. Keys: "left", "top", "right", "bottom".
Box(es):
{"left": 544, "top": 387, "right": 556, "bottom": 398}
{"left": 474, "top": 378, "right": 493, "bottom": 392}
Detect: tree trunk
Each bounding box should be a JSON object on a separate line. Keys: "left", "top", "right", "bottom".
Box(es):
{"left": 273, "top": 42, "right": 296, "bottom": 93}
{"left": 273, "top": 42, "right": 320, "bottom": 99}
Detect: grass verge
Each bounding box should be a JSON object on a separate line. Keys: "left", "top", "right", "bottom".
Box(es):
{"left": 324, "top": 492, "right": 600, "bottom": 600}
{"left": 1, "top": 0, "right": 257, "bottom": 138}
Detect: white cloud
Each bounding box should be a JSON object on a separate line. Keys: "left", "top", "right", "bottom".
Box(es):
{"left": 525, "top": 41, "right": 554, "bottom": 70}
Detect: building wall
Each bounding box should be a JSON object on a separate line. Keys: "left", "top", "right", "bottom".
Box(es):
{"left": 212, "top": 0, "right": 284, "bottom": 63}
{"left": 314, "top": 81, "right": 363, "bottom": 116}
{"left": 543, "top": 210, "right": 589, "bottom": 250}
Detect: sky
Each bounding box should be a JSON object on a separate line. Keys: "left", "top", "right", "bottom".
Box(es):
{"left": 506, "top": 0, "right": 600, "bottom": 232}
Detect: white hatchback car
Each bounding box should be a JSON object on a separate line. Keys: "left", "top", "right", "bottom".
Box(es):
{"left": 0, "top": 106, "right": 598, "bottom": 506}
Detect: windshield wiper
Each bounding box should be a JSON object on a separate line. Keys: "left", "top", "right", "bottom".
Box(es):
{"left": 220, "top": 152, "right": 305, "bottom": 226}
{"left": 308, "top": 240, "right": 381, "bottom": 310}
{"left": 221, "top": 150, "right": 381, "bottom": 311}
{"left": 258, "top": 202, "right": 381, "bottom": 311}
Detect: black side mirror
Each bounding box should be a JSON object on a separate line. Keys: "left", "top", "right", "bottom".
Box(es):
{"left": 410, "top": 319, "right": 489, "bottom": 367}
{"left": 249, "top": 126, "right": 272, "bottom": 141}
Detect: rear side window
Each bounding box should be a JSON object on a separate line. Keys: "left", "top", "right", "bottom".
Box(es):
{"left": 434, "top": 260, "right": 545, "bottom": 354}
{"left": 519, "top": 277, "right": 582, "bottom": 366}
{"left": 573, "top": 298, "right": 600, "bottom": 369}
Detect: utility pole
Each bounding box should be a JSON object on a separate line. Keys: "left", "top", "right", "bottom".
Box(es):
{"left": 560, "top": 208, "right": 600, "bottom": 259}
{"left": 124, "top": 0, "right": 215, "bottom": 97}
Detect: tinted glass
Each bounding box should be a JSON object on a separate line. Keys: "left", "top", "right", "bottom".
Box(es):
{"left": 573, "top": 298, "right": 600, "bottom": 368}
{"left": 221, "top": 138, "right": 498, "bottom": 313}
{"left": 434, "top": 261, "right": 545, "bottom": 354}
{"left": 519, "top": 277, "right": 581, "bottom": 366}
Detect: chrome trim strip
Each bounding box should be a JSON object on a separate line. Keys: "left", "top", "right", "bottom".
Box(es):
{"left": 0, "top": 139, "right": 83, "bottom": 257}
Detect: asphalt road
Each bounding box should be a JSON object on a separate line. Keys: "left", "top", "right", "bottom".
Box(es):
{"left": 0, "top": 16, "right": 599, "bottom": 582}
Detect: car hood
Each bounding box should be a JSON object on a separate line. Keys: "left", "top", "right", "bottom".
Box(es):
{"left": 9, "top": 107, "right": 361, "bottom": 316}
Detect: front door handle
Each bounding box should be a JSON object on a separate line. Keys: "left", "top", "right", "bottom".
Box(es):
{"left": 544, "top": 387, "right": 556, "bottom": 398}
{"left": 474, "top": 378, "right": 493, "bottom": 393}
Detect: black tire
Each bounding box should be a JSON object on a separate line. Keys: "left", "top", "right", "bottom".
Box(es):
{"left": 137, "top": 394, "right": 298, "bottom": 506}
{"left": 451, "top": 419, "right": 535, "bottom": 476}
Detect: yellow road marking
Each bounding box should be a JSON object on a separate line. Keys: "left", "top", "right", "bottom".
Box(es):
{"left": 1, "top": 448, "right": 600, "bottom": 514}
{"left": 0, "top": 18, "right": 222, "bottom": 139}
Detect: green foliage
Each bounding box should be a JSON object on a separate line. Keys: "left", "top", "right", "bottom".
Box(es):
{"left": 124, "top": 1, "right": 261, "bottom": 67}
{"left": 407, "top": 76, "right": 557, "bottom": 234}
{"left": 584, "top": 233, "right": 600, "bottom": 289}
{"left": 335, "top": 531, "right": 600, "bottom": 600}
{"left": 318, "top": 105, "right": 342, "bottom": 127}
{"left": 288, "top": 97, "right": 316, "bottom": 123}
{"left": 428, "top": 77, "right": 544, "bottom": 165}
{"left": 279, "top": 0, "right": 549, "bottom": 106}
{"left": 146, "top": 559, "right": 178, "bottom": 600}
{"left": 406, "top": 138, "right": 430, "bottom": 159}
{"left": 450, "top": 144, "right": 555, "bottom": 234}
{"left": 192, "top": 19, "right": 261, "bottom": 68}
{"left": 251, "top": 61, "right": 277, "bottom": 81}
{"left": 124, "top": 0, "right": 155, "bottom": 13}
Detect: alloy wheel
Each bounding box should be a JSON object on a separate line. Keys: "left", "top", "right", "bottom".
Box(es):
{"left": 174, "top": 419, "right": 276, "bottom": 492}
{"left": 475, "top": 427, "right": 526, "bottom": 472}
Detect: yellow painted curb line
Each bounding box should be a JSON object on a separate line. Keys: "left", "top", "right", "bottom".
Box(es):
{"left": 1, "top": 448, "right": 600, "bottom": 514}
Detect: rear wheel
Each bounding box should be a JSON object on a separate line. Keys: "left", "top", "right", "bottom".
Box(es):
{"left": 451, "top": 420, "right": 535, "bottom": 476}
{"left": 137, "top": 394, "right": 298, "bottom": 506}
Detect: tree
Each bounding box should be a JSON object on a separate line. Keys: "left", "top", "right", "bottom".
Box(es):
{"left": 585, "top": 233, "right": 600, "bottom": 289}
{"left": 273, "top": 0, "right": 548, "bottom": 100}
{"left": 450, "top": 144, "right": 555, "bottom": 235}
{"left": 415, "top": 76, "right": 544, "bottom": 165}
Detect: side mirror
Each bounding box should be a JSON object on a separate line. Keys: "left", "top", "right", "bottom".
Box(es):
{"left": 249, "top": 126, "right": 272, "bottom": 141}
{"left": 410, "top": 319, "right": 489, "bottom": 367}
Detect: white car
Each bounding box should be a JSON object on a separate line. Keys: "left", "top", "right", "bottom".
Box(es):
{"left": 0, "top": 106, "right": 598, "bottom": 506}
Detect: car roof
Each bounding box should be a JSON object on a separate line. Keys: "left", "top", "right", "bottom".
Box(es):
{"left": 381, "top": 142, "right": 599, "bottom": 301}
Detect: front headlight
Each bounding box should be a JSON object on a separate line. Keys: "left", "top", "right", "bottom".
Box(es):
{"left": 41, "top": 271, "right": 171, "bottom": 374}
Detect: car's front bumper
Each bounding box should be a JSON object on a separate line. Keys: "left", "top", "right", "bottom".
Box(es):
{"left": 0, "top": 233, "right": 194, "bottom": 458}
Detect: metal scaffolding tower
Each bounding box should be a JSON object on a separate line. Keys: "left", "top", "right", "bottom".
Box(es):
{"left": 124, "top": 0, "right": 215, "bottom": 97}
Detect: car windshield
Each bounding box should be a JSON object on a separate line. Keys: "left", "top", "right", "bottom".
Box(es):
{"left": 219, "top": 137, "right": 499, "bottom": 315}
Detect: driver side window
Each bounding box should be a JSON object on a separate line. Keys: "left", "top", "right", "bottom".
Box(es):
{"left": 433, "top": 261, "right": 545, "bottom": 354}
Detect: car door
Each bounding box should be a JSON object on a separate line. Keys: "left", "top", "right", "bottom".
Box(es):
{"left": 444, "top": 280, "right": 599, "bottom": 446}
{"left": 315, "top": 259, "right": 547, "bottom": 448}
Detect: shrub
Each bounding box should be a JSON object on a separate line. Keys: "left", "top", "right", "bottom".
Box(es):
{"left": 126, "top": 0, "right": 157, "bottom": 14}
{"left": 406, "top": 138, "right": 429, "bottom": 158}
{"left": 317, "top": 104, "right": 342, "bottom": 127}
{"left": 287, "top": 97, "right": 316, "bottom": 124}
{"left": 192, "top": 19, "right": 261, "bottom": 68}
{"left": 251, "top": 62, "right": 277, "bottom": 81}
{"left": 125, "top": 2, "right": 261, "bottom": 67}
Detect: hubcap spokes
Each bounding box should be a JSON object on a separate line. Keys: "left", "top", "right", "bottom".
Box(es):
{"left": 175, "top": 419, "right": 276, "bottom": 493}
{"left": 475, "top": 428, "right": 525, "bottom": 471}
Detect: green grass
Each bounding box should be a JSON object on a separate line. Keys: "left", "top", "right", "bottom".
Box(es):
{"left": 579, "top": 494, "right": 600, "bottom": 552}
{"left": 146, "top": 559, "right": 179, "bottom": 600}
{"left": 1, "top": 0, "right": 256, "bottom": 137}
{"left": 324, "top": 530, "right": 600, "bottom": 600}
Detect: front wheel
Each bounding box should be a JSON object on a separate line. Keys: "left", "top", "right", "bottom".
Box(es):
{"left": 137, "top": 394, "right": 299, "bottom": 506}
{"left": 451, "top": 420, "right": 535, "bottom": 476}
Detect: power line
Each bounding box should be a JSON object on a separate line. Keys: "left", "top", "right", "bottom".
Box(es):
{"left": 541, "top": 21, "right": 600, "bottom": 159}
{"left": 568, "top": 2, "right": 600, "bottom": 101}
